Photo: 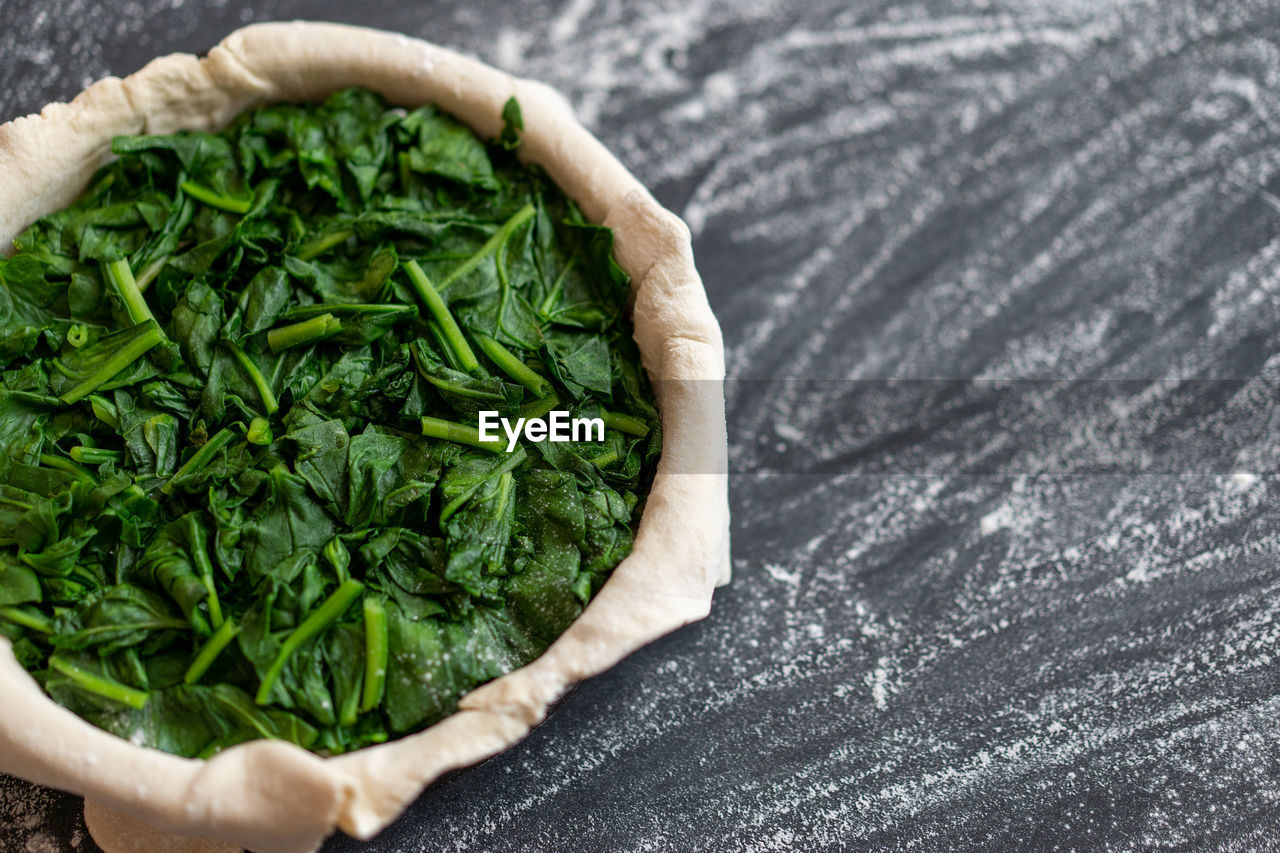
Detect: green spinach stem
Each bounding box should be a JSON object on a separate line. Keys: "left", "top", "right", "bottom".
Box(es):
{"left": 102, "top": 259, "right": 157, "bottom": 326}
{"left": 38, "top": 454, "right": 93, "bottom": 482}
{"left": 296, "top": 229, "right": 354, "bottom": 261}
{"left": 188, "top": 530, "right": 224, "bottom": 630}
{"left": 420, "top": 416, "right": 504, "bottom": 452}
{"left": 427, "top": 321, "right": 466, "bottom": 372}
{"left": 133, "top": 254, "right": 169, "bottom": 291}
{"left": 495, "top": 471, "right": 514, "bottom": 518}
{"left": 69, "top": 446, "right": 122, "bottom": 465}
{"left": 404, "top": 261, "right": 479, "bottom": 373}
{"left": 267, "top": 314, "right": 343, "bottom": 352}
{"left": 438, "top": 203, "right": 535, "bottom": 292}
{"left": 602, "top": 411, "right": 650, "bottom": 437}
{"left": 473, "top": 332, "right": 551, "bottom": 397}
{"left": 286, "top": 303, "right": 410, "bottom": 319}
{"left": 440, "top": 448, "right": 528, "bottom": 522}
{"left": 397, "top": 151, "right": 413, "bottom": 193}
{"left": 589, "top": 448, "right": 618, "bottom": 468}
{"left": 180, "top": 180, "right": 252, "bottom": 214}
{"left": 184, "top": 618, "right": 240, "bottom": 685}
{"left": 49, "top": 657, "right": 150, "bottom": 710}
{"left": 0, "top": 606, "right": 53, "bottom": 634}
{"left": 255, "top": 579, "right": 365, "bottom": 705}
{"left": 59, "top": 321, "right": 165, "bottom": 404}
{"left": 162, "top": 426, "right": 239, "bottom": 496}
{"left": 225, "top": 341, "right": 280, "bottom": 415}
{"left": 339, "top": 672, "right": 362, "bottom": 729}
{"left": 360, "top": 597, "right": 388, "bottom": 714}
{"left": 55, "top": 617, "right": 188, "bottom": 640}
{"left": 518, "top": 393, "right": 561, "bottom": 420}
{"left": 539, "top": 253, "right": 579, "bottom": 316}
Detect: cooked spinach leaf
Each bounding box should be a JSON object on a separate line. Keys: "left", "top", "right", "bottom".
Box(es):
{"left": 0, "top": 89, "right": 660, "bottom": 758}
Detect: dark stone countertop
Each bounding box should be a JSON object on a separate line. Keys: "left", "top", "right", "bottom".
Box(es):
{"left": 5, "top": 0, "right": 1280, "bottom": 850}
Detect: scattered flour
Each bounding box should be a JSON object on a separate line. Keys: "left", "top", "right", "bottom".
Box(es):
{"left": 4, "top": 0, "right": 1280, "bottom": 850}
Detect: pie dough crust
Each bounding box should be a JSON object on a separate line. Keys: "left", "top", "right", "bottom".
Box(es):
{"left": 0, "top": 21, "right": 729, "bottom": 853}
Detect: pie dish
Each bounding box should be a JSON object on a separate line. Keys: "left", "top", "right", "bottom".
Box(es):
{"left": 0, "top": 21, "right": 729, "bottom": 853}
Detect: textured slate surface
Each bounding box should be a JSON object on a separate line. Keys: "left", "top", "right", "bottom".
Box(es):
{"left": 4, "top": 0, "right": 1280, "bottom": 850}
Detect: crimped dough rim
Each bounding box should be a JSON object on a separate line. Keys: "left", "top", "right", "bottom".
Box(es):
{"left": 0, "top": 21, "right": 729, "bottom": 853}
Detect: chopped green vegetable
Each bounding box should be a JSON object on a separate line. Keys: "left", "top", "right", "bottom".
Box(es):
{"left": 474, "top": 332, "right": 551, "bottom": 397}
{"left": 162, "top": 426, "right": 240, "bottom": 496}
{"left": 180, "top": 180, "right": 252, "bottom": 214}
{"left": 256, "top": 579, "right": 364, "bottom": 704}
{"left": 66, "top": 324, "right": 90, "bottom": 348}
{"left": 296, "top": 228, "right": 354, "bottom": 261}
{"left": 420, "top": 416, "right": 505, "bottom": 451}
{"left": 224, "top": 340, "right": 280, "bottom": 415}
{"left": 0, "top": 606, "right": 53, "bottom": 635}
{"left": 49, "top": 656, "right": 150, "bottom": 710}
{"left": 185, "top": 617, "right": 241, "bottom": 685}
{"left": 403, "top": 260, "right": 478, "bottom": 373}
{"left": 0, "top": 88, "right": 659, "bottom": 758}
{"left": 246, "top": 417, "right": 273, "bottom": 446}
{"left": 69, "top": 446, "right": 123, "bottom": 465}
{"left": 102, "top": 258, "right": 157, "bottom": 326}
{"left": 602, "top": 411, "right": 651, "bottom": 437}
{"left": 360, "top": 597, "right": 389, "bottom": 714}
{"left": 267, "top": 313, "right": 343, "bottom": 352}
{"left": 55, "top": 321, "right": 166, "bottom": 404}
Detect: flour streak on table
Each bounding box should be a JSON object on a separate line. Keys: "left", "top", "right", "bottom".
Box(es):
{"left": 4, "top": 0, "right": 1280, "bottom": 850}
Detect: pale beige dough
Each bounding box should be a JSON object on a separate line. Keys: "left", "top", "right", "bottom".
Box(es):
{"left": 0, "top": 20, "right": 729, "bottom": 853}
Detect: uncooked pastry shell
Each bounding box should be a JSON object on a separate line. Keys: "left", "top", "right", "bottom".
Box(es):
{"left": 0, "top": 21, "right": 729, "bottom": 853}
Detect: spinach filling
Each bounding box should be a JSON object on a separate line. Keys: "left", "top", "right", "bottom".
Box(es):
{"left": 0, "top": 88, "right": 660, "bottom": 757}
